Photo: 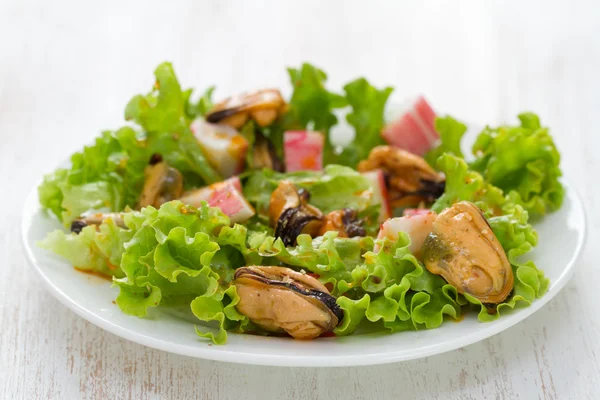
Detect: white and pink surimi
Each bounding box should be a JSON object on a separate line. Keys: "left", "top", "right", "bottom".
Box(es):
{"left": 284, "top": 131, "right": 324, "bottom": 172}
{"left": 376, "top": 211, "right": 437, "bottom": 255}
{"left": 382, "top": 96, "right": 439, "bottom": 156}
{"left": 178, "top": 177, "right": 255, "bottom": 223}
{"left": 361, "top": 169, "right": 392, "bottom": 223}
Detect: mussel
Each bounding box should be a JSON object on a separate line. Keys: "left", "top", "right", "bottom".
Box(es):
{"left": 358, "top": 145, "right": 445, "bottom": 208}
{"left": 319, "top": 208, "right": 365, "bottom": 238}
{"left": 233, "top": 266, "right": 343, "bottom": 339}
{"left": 70, "top": 212, "right": 125, "bottom": 234}
{"left": 269, "top": 181, "right": 323, "bottom": 246}
{"left": 250, "top": 129, "right": 284, "bottom": 172}
{"left": 205, "top": 89, "right": 287, "bottom": 129}
{"left": 422, "top": 201, "right": 514, "bottom": 305}
{"left": 138, "top": 154, "right": 184, "bottom": 209}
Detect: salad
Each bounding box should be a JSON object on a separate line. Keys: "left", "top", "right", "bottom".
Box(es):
{"left": 38, "top": 62, "right": 564, "bottom": 344}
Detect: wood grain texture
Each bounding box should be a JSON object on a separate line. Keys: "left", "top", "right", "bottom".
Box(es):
{"left": 1, "top": 0, "right": 598, "bottom": 399}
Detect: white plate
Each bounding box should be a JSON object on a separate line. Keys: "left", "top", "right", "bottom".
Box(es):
{"left": 22, "top": 180, "right": 586, "bottom": 367}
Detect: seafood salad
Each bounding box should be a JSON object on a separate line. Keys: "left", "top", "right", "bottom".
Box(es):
{"left": 38, "top": 62, "right": 564, "bottom": 343}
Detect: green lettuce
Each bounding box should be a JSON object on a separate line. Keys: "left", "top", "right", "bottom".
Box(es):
{"left": 39, "top": 217, "right": 130, "bottom": 278}
{"left": 331, "top": 233, "right": 463, "bottom": 336}
{"left": 110, "top": 202, "right": 249, "bottom": 340}
{"left": 426, "top": 113, "right": 564, "bottom": 217}
{"left": 38, "top": 62, "right": 220, "bottom": 225}
{"left": 38, "top": 127, "right": 147, "bottom": 224}
{"left": 470, "top": 113, "right": 564, "bottom": 216}
{"left": 185, "top": 86, "right": 215, "bottom": 119}
{"left": 124, "top": 62, "right": 221, "bottom": 185}
{"left": 243, "top": 164, "right": 374, "bottom": 219}
{"left": 40, "top": 199, "right": 250, "bottom": 344}
{"left": 336, "top": 284, "right": 463, "bottom": 336}
{"left": 424, "top": 116, "right": 467, "bottom": 166}
{"left": 190, "top": 285, "right": 250, "bottom": 344}
{"left": 336, "top": 78, "right": 393, "bottom": 167}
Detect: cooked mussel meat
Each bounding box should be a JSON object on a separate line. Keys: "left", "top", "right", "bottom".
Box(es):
{"left": 422, "top": 201, "right": 514, "bottom": 305}
{"left": 250, "top": 129, "right": 284, "bottom": 172}
{"left": 138, "top": 154, "right": 184, "bottom": 209}
{"left": 233, "top": 266, "right": 343, "bottom": 339}
{"left": 319, "top": 208, "right": 365, "bottom": 238}
{"left": 205, "top": 89, "right": 287, "bottom": 129}
{"left": 70, "top": 212, "right": 125, "bottom": 234}
{"left": 269, "top": 181, "right": 323, "bottom": 246}
{"left": 358, "top": 145, "right": 445, "bottom": 208}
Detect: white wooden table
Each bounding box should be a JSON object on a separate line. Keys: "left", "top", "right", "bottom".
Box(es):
{"left": 1, "top": 1, "right": 598, "bottom": 398}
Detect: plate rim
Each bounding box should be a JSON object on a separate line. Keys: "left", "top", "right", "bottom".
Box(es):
{"left": 21, "top": 179, "right": 587, "bottom": 367}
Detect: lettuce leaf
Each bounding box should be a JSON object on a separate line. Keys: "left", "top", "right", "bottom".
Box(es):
{"left": 185, "top": 86, "right": 215, "bottom": 119}
{"left": 104, "top": 201, "right": 252, "bottom": 342}
{"left": 432, "top": 152, "right": 504, "bottom": 214}
{"left": 39, "top": 217, "right": 129, "bottom": 278}
{"left": 38, "top": 62, "right": 220, "bottom": 225}
{"left": 331, "top": 231, "right": 463, "bottom": 336}
{"left": 38, "top": 128, "right": 146, "bottom": 224}
{"left": 424, "top": 116, "right": 467, "bottom": 166}
{"left": 335, "top": 284, "right": 463, "bottom": 336}
{"left": 243, "top": 165, "right": 374, "bottom": 218}
{"left": 124, "top": 62, "right": 221, "bottom": 185}
{"left": 43, "top": 200, "right": 242, "bottom": 341}
{"left": 425, "top": 113, "right": 563, "bottom": 216}
{"left": 285, "top": 63, "right": 346, "bottom": 132}
{"left": 336, "top": 78, "right": 393, "bottom": 167}
{"left": 191, "top": 285, "right": 250, "bottom": 345}
{"left": 470, "top": 113, "right": 564, "bottom": 216}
